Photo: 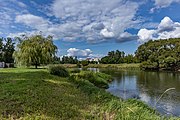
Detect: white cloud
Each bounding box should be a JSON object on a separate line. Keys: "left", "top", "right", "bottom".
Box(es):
{"left": 117, "top": 32, "right": 138, "bottom": 42}
{"left": 8, "top": 0, "right": 143, "bottom": 43}
{"left": 158, "top": 16, "right": 175, "bottom": 32}
{"left": 138, "top": 17, "right": 180, "bottom": 42}
{"left": 50, "top": 0, "right": 141, "bottom": 43}
{"left": 154, "top": 0, "right": 180, "bottom": 8}
{"left": 67, "top": 48, "right": 93, "bottom": 57}
{"left": 16, "top": 14, "right": 50, "bottom": 29}
{"left": 89, "top": 54, "right": 104, "bottom": 58}
{"left": 138, "top": 29, "right": 156, "bottom": 42}
{"left": 151, "top": 0, "right": 180, "bottom": 12}
{"left": 100, "top": 29, "right": 114, "bottom": 38}
{"left": 16, "top": 1, "right": 27, "bottom": 8}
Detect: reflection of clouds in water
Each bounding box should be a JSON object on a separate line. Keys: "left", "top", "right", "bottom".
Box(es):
{"left": 139, "top": 92, "right": 151, "bottom": 103}
{"left": 87, "top": 68, "right": 99, "bottom": 72}
{"left": 102, "top": 68, "right": 180, "bottom": 116}
{"left": 163, "top": 102, "right": 174, "bottom": 115}
{"left": 107, "top": 88, "right": 139, "bottom": 99}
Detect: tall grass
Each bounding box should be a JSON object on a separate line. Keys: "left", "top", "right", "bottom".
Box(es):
{"left": 69, "top": 71, "right": 112, "bottom": 88}
{"left": 0, "top": 68, "right": 178, "bottom": 119}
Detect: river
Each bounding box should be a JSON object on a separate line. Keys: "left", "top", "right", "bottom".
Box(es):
{"left": 88, "top": 68, "right": 180, "bottom": 117}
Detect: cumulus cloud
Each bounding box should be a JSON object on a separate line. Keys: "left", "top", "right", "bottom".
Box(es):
{"left": 138, "top": 16, "right": 180, "bottom": 43}
{"left": 51, "top": 0, "right": 140, "bottom": 43}
{"left": 138, "top": 29, "right": 156, "bottom": 42}
{"left": 100, "top": 29, "right": 114, "bottom": 39}
{"left": 67, "top": 48, "right": 93, "bottom": 57}
{"left": 7, "top": 0, "right": 143, "bottom": 43}
{"left": 158, "top": 16, "right": 175, "bottom": 32}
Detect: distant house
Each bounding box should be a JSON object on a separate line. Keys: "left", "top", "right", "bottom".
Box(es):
{"left": 86, "top": 57, "right": 100, "bottom": 64}
{"left": 0, "top": 62, "right": 5, "bottom": 68}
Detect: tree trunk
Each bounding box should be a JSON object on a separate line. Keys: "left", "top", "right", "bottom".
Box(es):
{"left": 35, "top": 64, "right": 38, "bottom": 69}
{"left": 35, "top": 62, "right": 38, "bottom": 69}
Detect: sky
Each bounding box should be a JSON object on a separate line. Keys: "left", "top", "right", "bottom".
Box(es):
{"left": 0, "top": 0, "right": 180, "bottom": 59}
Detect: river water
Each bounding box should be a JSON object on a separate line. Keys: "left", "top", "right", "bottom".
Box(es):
{"left": 88, "top": 68, "right": 180, "bottom": 117}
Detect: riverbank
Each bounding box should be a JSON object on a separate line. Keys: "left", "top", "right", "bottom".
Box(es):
{"left": 60, "top": 63, "right": 140, "bottom": 70}
{"left": 87, "top": 63, "right": 140, "bottom": 69}
{"left": 0, "top": 68, "right": 177, "bottom": 119}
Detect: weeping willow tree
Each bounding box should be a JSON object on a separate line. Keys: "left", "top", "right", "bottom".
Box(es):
{"left": 13, "top": 35, "right": 57, "bottom": 68}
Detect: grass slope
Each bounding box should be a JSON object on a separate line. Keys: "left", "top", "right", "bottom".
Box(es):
{"left": 0, "top": 68, "right": 178, "bottom": 120}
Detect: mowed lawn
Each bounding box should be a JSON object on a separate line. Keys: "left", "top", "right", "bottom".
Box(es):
{"left": 0, "top": 68, "right": 97, "bottom": 119}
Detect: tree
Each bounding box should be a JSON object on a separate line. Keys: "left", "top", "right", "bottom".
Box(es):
{"left": 100, "top": 50, "right": 137, "bottom": 64}
{"left": 0, "top": 38, "right": 3, "bottom": 62}
{"left": 0, "top": 37, "right": 15, "bottom": 63}
{"left": 81, "top": 60, "right": 89, "bottom": 66}
{"left": 13, "top": 34, "right": 57, "bottom": 68}
{"left": 3, "top": 38, "right": 15, "bottom": 63}
{"left": 61, "top": 56, "right": 78, "bottom": 64}
{"left": 135, "top": 38, "right": 180, "bottom": 71}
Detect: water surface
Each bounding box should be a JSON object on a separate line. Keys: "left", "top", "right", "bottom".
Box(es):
{"left": 90, "top": 68, "right": 180, "bottom": 117}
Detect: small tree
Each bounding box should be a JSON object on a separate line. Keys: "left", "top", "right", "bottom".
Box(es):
{"left": 13, "top": 34, "right": 57, "bottom": 68}
{"left": 81, "top": 60, "right": 89, "bottom": 67}
{"left": 3, "top": 38, "right": 15, "bottom": 63}
{"left": 0, "top": 37, "right": 15, "bottom": 63}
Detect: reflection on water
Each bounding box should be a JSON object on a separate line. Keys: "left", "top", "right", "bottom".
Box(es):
{"left": 88, "top": 68, "right": 180, "bottom": 117}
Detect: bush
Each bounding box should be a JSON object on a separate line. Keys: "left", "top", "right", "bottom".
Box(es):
{"left": 76, "top": 62, "right": 81, "bottom": 68}
{"left": 49, "top": 65, "right": 69, "bottom": 77}
{"left": 73, "top": 71, "right": 111, "bottom": 89}
{"left": 140, "top": 61, "right": 158, "bottom": 70}
{"left": 70, "top": 68, "right": 81, "bottom": 73}
{"left": 81, "top": 60, "right": 89, "bottom": 67}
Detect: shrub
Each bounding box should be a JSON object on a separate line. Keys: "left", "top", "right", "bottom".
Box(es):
{"left": 81, "top": 60, "right": 89, "bottom": 67}
{"left": 76, "top": 62, "right": 81, "bottom": 68}
{"left": 74, "top": 71, "right": 110, "bottom": 89}
{"left": 49, "top": 65, "right": 69, "bottom": 77}
{"left": 70, "top": 68, "right": 81, "bottom": 73}
{"left": 140, "top": 61, "right": 158, "bottom": 70}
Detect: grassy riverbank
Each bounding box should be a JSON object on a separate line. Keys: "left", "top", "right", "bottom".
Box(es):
{"left": 60, "top": 63, "right": 140, "bottom": 69}
{"left": 0, "top": 68, "right": 177, "bottom": 119}
{"left": 87, "top": 63, "right": 140, "bottom": 69}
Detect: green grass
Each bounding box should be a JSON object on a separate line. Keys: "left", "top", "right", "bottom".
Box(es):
{"left": 70, "top": 71, "right": 112, "bottom": 88}
{"left": 87, "top": 63, "right": 140, "bottom": 69}
{"left": 0, "top": 68, "right": 179, "bottom": 120}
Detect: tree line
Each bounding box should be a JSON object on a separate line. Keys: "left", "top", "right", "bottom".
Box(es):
{"left": 54, "top": 56, "right": 78, "bottom": 64}
{"left": 100, "top": 50, "right": 139, "bottom": 64}
{"left": 0, "top": 34, "right": 179, "bottom": 70}
{"left": 0, "top": 38, "right": 15, "bottom": 63}
{"left": 135, "top": 38, "right": 180, "bottom": 71}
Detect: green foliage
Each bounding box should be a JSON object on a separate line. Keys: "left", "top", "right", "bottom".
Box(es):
{"left": 61, "top": 56, "right": 78, "bottom": 64}
{"left": 0, "top": 37, "right": 15, "bottom": 63}
{"left": 136, "top": 38, "right": 180, "bottom": 71}
{"left": 49, "top": 65, "right": 69, "bottom": 77}
{"left": 76, "top": 62, "right": 81, "bottom": 68}
{"left": 100, "top": 50, "right": 138, "bottom": 64}
{"left": 13, "top": 34, "right": 57, "bottom": 68}
{"left": 69, "top": 68, "right": 81, "bottom": 73}
{"left": 164, "top": 57, "right": 177, "bottom": 69}
{"left": 81, "top": 60, "right": 89, "bottom": 66}
{"left": 140, "top": 61, "right": 158, "bottom": 70}
{"left": 70, "top": 71, "right": 112, "bottom": 88}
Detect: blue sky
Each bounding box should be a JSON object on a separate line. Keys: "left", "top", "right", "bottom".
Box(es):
{"left": 0, "top": 0, "right": 180, "bottom": 58}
